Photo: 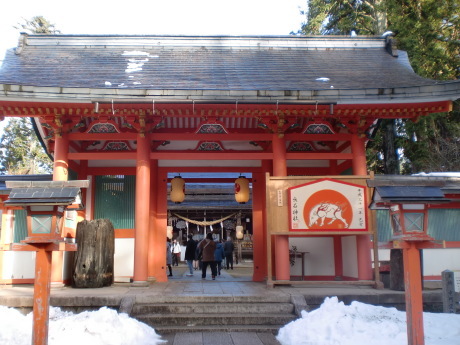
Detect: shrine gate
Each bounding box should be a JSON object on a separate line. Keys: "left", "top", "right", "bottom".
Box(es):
{"left": 0, "top": 34, "right": 459, "bottom": 285}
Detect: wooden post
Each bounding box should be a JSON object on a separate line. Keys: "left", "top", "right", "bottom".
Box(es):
{"left": 272, "top": 134, "right": 290, "bottom": 281}
{"left": 402, "top": 242, "right": 425, "bottom": 345}
{"left": 351, "top": 134, "right": 373, "bottom": 280}
{"left": 442, "top": 270, "right": 456, "bottom": 313}
{"left": 133, "top": 134, "right": 150, "bottom": 285}
{"left": 252, "top": 170, "right": 267, "bottom": 281}
{"left": 32, "top": 245, "right": 53, "bottom": 345}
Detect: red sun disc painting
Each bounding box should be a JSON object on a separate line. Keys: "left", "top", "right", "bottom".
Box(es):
{"left": 303, "top": 189, "right": 353, "bottom": 230}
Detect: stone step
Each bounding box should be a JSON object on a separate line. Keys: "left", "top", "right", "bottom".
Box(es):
{"left": 134, "top": 294, "right": 291, "bottom": 304}
{"left": 152, "top": 324, "right": 282, "bottom": 335}
{"left": 132, "top": 302, "right": 294, "bottom": 315}
{"left": 135, "top": 313, "right": 296, "bottom": 327}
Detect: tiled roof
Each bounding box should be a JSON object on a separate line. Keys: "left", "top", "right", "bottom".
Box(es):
{"left": 0, "top": 34, "right": 459, "bottom": 102}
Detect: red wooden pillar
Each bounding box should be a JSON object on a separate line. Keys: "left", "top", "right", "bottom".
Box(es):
{"left": 32, "top": 246, "right": 52, "bottom": 345}
{"left": 52, "top": 134, "right": 69, "bottom": 181}
{"left": 252, "top": 170, "right": 267, "bottom": 281}
{"left": 133, "top": 134, "right": 150, "bottom": 285}
{"left": 77, "top": 160, "right": 89, "bottom": 222}
{"left": 333, "top": 236, "right": 343, "bottom": 279}
{"left": 148, "top": 160, "right": 158, "bottom": 280}
{"left": 272, "top": 134, "right": 290, "bottom": 281}
{"left": 153, "top": 169, "right": 168, "bottom": 282}
{"left": 403, "top": 242, "right": 425, "bottom": 345}
{"left": 351, "top": 134, "right": 373, "bottom": 280}
{"left": 51, "top": 134, "right": 69, "bottom": 284}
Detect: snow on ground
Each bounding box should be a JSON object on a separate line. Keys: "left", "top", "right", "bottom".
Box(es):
{"left": 1, "top": 297, "right": 460, "bottom": 345}
{"left": 277, "top": 296, "right": 460, "bottom": 345}
{"left": 0, "top": 306, "right": 165, "bottom": 345}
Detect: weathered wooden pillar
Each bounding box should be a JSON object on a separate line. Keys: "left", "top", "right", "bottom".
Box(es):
{"left": 133, "top": 134, "right": 151, "bottom": 286}
{"left": 272, "top": 134, "right": 290, "bottom": 281}
{"left": 72, "top": 219, "right": 114, "bottom": 288}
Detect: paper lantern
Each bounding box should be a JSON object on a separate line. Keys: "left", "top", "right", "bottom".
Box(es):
{"left": 235, "top": 175, "right": 250, "bottom": 203}
{"left": 236, "top": 225, "right": 244, "bottom": 239}
{"left": 166, "top": 225, "right": 173, "bottom": 239}
{"left": 170, "top": 176, "right": 185, "bottom": 203}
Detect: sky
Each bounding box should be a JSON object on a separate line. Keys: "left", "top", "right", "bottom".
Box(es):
{"left": 0, "top": 0, "right": 307, "bottom": 59}
{"left": 0, "top": 0, "right": 307, "bottom": 134}
{"left": 1, "top": 297, "right": 460, "bottom": 345}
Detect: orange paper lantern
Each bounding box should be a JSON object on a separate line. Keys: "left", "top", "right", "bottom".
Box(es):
{"left": 235, "top": 175, "right": 249, "bottom": 204}
{"left": 170, "top": 176, "right": 185, "bottom": 203}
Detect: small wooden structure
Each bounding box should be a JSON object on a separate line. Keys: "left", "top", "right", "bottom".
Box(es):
{"left": 1, "top": 180, "right": 87, "bottom": 345}
{"left": 368, "top": 175, "right": 460, "bottom": 345}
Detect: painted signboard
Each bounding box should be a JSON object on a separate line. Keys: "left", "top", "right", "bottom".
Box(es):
{"left": 289, "top": 178, "right": 368, "bottom": 232}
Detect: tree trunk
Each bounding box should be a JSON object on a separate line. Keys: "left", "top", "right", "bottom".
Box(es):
{"left": 389, "top": 249, "right": 405, "bottom": 291}
{"left": 72, "top": 219, "right": 115, "bottom": 288}
{"left": 383, "top": 119, "right": 400, "bottom": 174}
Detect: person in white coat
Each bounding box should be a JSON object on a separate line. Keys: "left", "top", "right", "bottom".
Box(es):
{"left": 171, "top": 239, "right": 181, "bottom": 266}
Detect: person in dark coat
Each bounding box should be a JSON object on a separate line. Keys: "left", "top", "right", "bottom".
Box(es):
{"left": 214, "top": 240, "right": 225, "bottom": 276}
{"left": 166, "top": 237, "right": 173, "bottom": 277}
{"left": 184, "top": 234, "right": 197, "bottom": 276}
{"left": 223, "top": 237, "right": 235, "bottom": 270}
{"left": 198, "top": 232, "right": 217, "bottom": 280}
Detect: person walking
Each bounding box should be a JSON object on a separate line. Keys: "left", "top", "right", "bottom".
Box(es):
{"left": 214, "top": 240, "right": 225, "bottom": 276}
{"left": 166, "top": 237, "right": 173, "bottom": 277}
{"left": 184, "top": 234, "right": 197, "bottom": 276}
{"left": 171, "top": 239, "right": 181, "bottom": 266}
{"left": 198, "top": 232, "right": 217, "bottom": 280}
{"left": 223, "top": 237, "right": 234, "bottom": 270}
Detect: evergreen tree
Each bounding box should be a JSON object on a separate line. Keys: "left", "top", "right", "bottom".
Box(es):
{"left": 301, "top": 0, "right": 387, "bottom": 35}
{"left": 385, "top": 0, "right": 460, "bottom": 173}
{"left": 301, "top": 0, "right": 460, "bottom": 174}
{"left": 14, "top": 16, "right": 61, "bottom": 34}
{"left": 0, "top": 16, "right": 58, "bottom": 176}
{"left": 0, "top": 118, "right": 52, "bottom": 175}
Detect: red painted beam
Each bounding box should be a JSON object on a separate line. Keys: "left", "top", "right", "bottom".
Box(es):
{"left": 151, "top": 152, "right": 273, "bottom": 160}
{"left": 68, "top": 151, "right": 354, "bottom": 161}
{"left": 69, "top": 133, "right": 137, "bottom": 141}
{"left": 68, "top": 152, "right": 136, "bottom": 160}
{"left": 67, "top": 132, "right": 353, "bottom": 142}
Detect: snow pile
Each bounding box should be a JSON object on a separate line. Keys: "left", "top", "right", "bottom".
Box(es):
{"left": 277, "top": 296, "right": 460, "bottom": 345}
{"left": 0, "top": 306, "right": 165, "bottom": 345}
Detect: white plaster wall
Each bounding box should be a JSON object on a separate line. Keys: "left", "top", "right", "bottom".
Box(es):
{"left": 1, "top": 251, "right": 36, "bottom": 279}
{"left": 289, "top": 237, "right": 335, "bottom": 276}
{"left": 376, "top": 248, "right": 460, "bottom": 278}
{"left": 342, "top": 235, "right": 358, "bottom": 278}
{"left": 376, "top": 248, "right": 391, "bottom": 261}
{"left": 422, "top": 248, "right": 460, "bottom": 276}
{"left": 114, "top": 238, "right": 134, "bottom": 281}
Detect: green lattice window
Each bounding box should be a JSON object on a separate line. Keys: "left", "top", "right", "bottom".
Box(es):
{"left": 94, "top": 175, "right": 135, "bottom": 229}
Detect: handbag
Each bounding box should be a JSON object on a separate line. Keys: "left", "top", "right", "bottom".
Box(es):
{"left": 197, "top": 241, "right": 209, "bottom": 261}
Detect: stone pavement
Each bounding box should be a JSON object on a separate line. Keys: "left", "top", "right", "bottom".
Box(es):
{"left": 161, "top": 331, "right": 281, "bottom": 345}
{"left": 0, "top": 264, "right": 443, "bottom": 345}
